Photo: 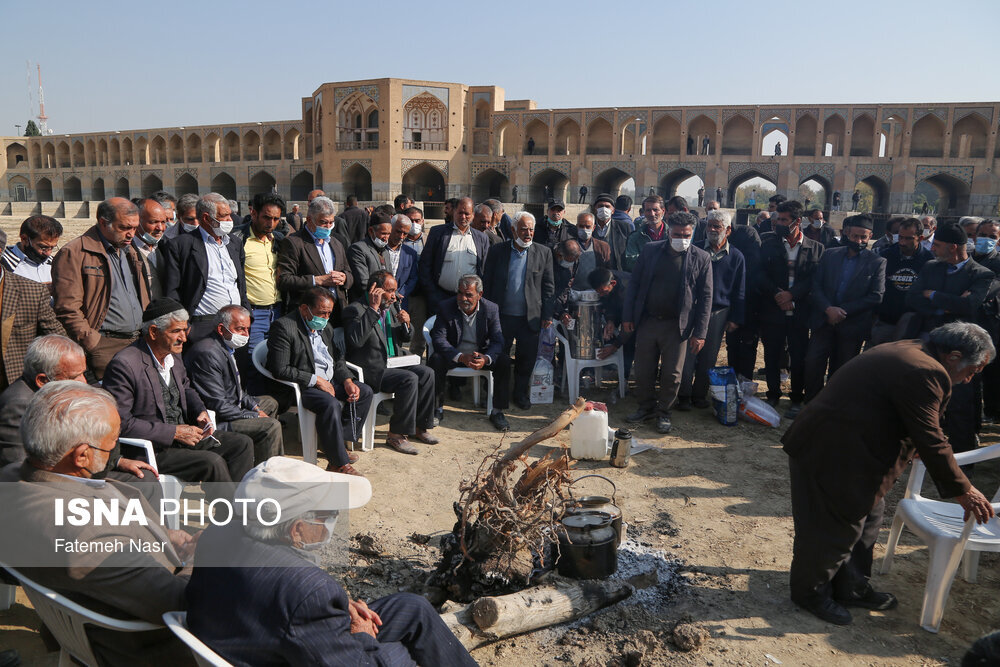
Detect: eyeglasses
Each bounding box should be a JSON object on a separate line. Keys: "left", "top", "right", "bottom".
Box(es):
{"left": 86, "top": 443, "right": 115, "bottom": 454}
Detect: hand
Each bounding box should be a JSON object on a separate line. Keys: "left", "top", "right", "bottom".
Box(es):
{"left": 956, "top": 486, "right": 996, "bottom": 524}
{"left": 468, "top": 352, "right": 486, "bottom": 370}
{"left": 603, "top": 321, "right": 615, "bottom": 340}
{"left": 344, "top": 378, "right": 360, "bottom": 402}
{"left": 315, "top": 377, "right": 338, "bottom": 397}
{"left": 825, "top": 306, "right": 847, "bottom": 325}
{"left": 330, "top": 271, "right": 347, "bottom": 286}
{"left": 542, "top": 319, "right": 552, "bottom": 328}
{"left": 116, "top": 457, "right": 158, "bottom": 480}
{"left": 315, "top": 273, "right": 337, "bottom": 287}
{"left": 167, "top": 529, "right": 201, "bottom": 562}
{"left": 597, "top": 344, "right": 618, "bottom": 360}
{"left": 195, "top": 411, "right": 213, "bottom": 431}
{"left": 724, "top": 321, "right": 739, "bottom": 333}
{"left": 174, "top": 425, "right": 204, "bottom": 447}
{"left": 397, "top": 309, "right": 410, "bottom": 325}
{"left": 775, "top": 290, "right": 793, "bottom": 307}
{"left": 369, "top": 284, "right": 385, "bottom": 310}
{"left": 962, "top": 290, "right": 971, "bottom": 298}
{"left": 623, "top": 322, "right": 635, "bottom": 333}
{"left": 923, "top": 290, "right": 934, "bottom": 299}
{"left": 256, "top": 409, "right": 269, "bottom": 418}
{"left": 348, "top": 599, "right": 381, "bottom": 637}
{"left": 689, "top": 338, "right": 705, "bottom": 355}
{"left": 561, "top": 312, "right": 573, "bottom": 327}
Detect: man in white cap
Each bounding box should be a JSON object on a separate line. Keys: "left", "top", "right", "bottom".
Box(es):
{"left": 186, "top": 457, "right": 477, "bottom": 666}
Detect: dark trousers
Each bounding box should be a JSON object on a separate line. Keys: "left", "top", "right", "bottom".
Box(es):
{"left": 367, "top": 592, "right": 477, "bottom": 667}
{"left": 981, "top": 359, "right": 1000, "bottom": 418}
{"left": 428, "top": 351, "right": 512, "bottom": 410}
{"left": 803, "top": 324, "right": 866, "bottom": 403}
{"left": 226, "top": 395, "right": 283, "bottom": 464}
{"left": 725, "top": 318, "right": 759, "bottom": 380}
{"left": 681, "top": 307, "right": 729, "bottom": 400}
{"left": 788, "top": 458, "right": 884, "bottom": 606}
{"left": 377, "top": 366, "right": 436, "bottom": 434}
{"left": 300, "top": 382, "right": 373, "bottom": 467}
{"left": 87, "top": 334, "right": 138, "bottom": 381}
{"left": 634, "top": 317, "right": 687, "bottom": 415}
{"left": 155, "top": 431, "right": 254, "bottom": 484}
{"left": 760, "top": 316, "right": 810, "bottom": 403}
{"left": 500, "top": 315, "right": 540, "bottom": 401}
{"left": 942, "top": 379, "right": 980, "bottom": 455}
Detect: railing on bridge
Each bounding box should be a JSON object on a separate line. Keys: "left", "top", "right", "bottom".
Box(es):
{"left": 335, "top": 141, "right": 378, "bottom": 151}
{"left": 402, "top": 142, "right": 447, "bottom": 151}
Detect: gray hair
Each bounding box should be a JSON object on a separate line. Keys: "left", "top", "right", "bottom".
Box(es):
{"left": 920, "top": 215, "right": 937, "bottom": 228}
{"left": 308, "top": 196, "right": 336, "bottom": 220}
{"left": 929, "top": 322, "right": 996, "bottom": 369}
{"left": 959, "top": 216, "right": 984, "bottom": 228}
{"left": 244, "top": 510, "right": 319, "bottom": 543}
{"left": 576, "top": 212, "right": 595, "bottom": 225}
{"left": 483, "top": 198, "right": 503, "bottom": 215}
{"left": 142, "top": 308, "right": 190, "bottom": 336}
{"left": 196, "top": 192, "right": 229, "bottom": 220}
{"left": 177, "top": 193, "right": 199, "bottom": 216}
{"left": 457, "top": 274, "right": 483, "bottom": 294}
{"left": 706, "top": 209, "right": 732, "bottom": 228}
{"left": 23, "top": 335, "right": 85, "bottom": 380}
{"left": 513, "top": 211, "right": 536, "bottom": 228}
{"left": 22, "top": 381, "right": 117, "bottom": 468}
{"left": 474, "top": 203, "right": 493, "bottom": 218}
{"left": 218, "top": 305, "right": 250, "bottom": 329}
{"left": 756, "top": 211, "right": 771, "bottom": 223}
{"left": 390, "top": 214, "right": 412, "bottom": 230}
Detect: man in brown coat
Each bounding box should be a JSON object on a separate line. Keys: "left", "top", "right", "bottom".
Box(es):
{"left": 50, "top": 197, "right": 151, "bottom": 379}
{"left": 782, "top": 322, "right": 996, "bottom": 625}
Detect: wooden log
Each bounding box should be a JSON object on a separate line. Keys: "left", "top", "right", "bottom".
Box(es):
{"left": 500, "top": 397, "right": 587, "bottom": 463}
{"left": 439, "top": 604, "right": 481, "bottom": 650}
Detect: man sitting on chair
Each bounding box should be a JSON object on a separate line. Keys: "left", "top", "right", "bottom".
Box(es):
{"left": 343, "top": 270, "right": 438, "bottom": 455}
{"left": 266, "top": 286, "right": 372, "bottom": 476}
{"left": 429, "top": 274, "right": 511, "bottom": 432}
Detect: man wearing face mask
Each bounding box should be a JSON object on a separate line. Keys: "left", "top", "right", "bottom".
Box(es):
{"left": 347, "top": 211, "right": 392, "bottom": 299}
{"left": 920, "top": 215, "right": 938, "bottom": 252}
{"left": 165, "top": 193, "right": 201, "bottom": 240}
{"left": 803, "top": 215, "right": 886, "bottom": 406}
{"left": 872, "top": 217, "right": 903, "bottom": 255}
{"left": 574, "top": 212, "right": 611, "bottom": 282}
{"left": 592, "top": 194, "right": 631, "bottom": 272}
{"left": 1, "top": 214, "right": 63, "bottom": 283}
{"left": 402, "top": 206, "right": 426, "bottom": 256}
{"left": 133, "top": 198, "right": 168, "bottom": 298}
{"left": 624, "top": 212, "right": 713, "bottom": 433}
{"left": 535, "top": 201, "right": 574, "bottom": 248}
{"left": 185, "top": 305, "right": 283, "bottom": 464}
{"left": 802, "top": 209, "right": 839, "bottom": 249}
{"left": 870, "top": 218, "right": 932, "bottom": 346}
{"left": 624, "top": 195, "right": 669, "bottom": 271}
{"left": 162, "top": 192, "right": 249, "bottom": 344}
{"left": 757, "top": 200, "right": 824, "bottom": 416}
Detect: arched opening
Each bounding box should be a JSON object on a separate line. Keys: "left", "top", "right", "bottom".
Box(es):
{"left": 150, "top": 136, "right": 167, "bottom": 164}
{"left": 524, "top": 119, "right": 548, "bottom": 155}
{"left": 950, "top": 114, "right": 988, "bottom": 158}
{"left": 97, "top": 139, "right": 108, "bottom": 166}
{"left": 134, "top": 137, "right": 149, "bottom": 165}
{"left": 175, "top": 173, "right": 199, "bottom": 196}
{"left": 822, "top": 114, "right": 846, "bottom": 157}
{"left": 36, "top": 177, "right": 53, "bottom": 202}
{"left": 142, "top": 173, "right": 163, "bottom": 197}
{"left": 114, "top": 177, "right": 130, "bottom": 198}
{"left": 850, "top": 115, "right": 875, "bottom": 157}
{"left": 284, "top": 128, "right": 301, "bottom": 160}
{"left": 223, "top": 132, "right": 240, "bottom": 161}
{"left": 314, "top": 164, "right": 323, "bottom": 193}
{"left": 472, "top": 168, "right": 509, "bottom": 201}
{"left": 57, "top": 141, "right": 70, "bottom": 168}
{"left": 593, "top": 167, "right": 633, "bottom": 198}
{"left": 659, "top": 169, "right": 703, "bottom": 200}
{"left": 5, "top": 142, "right": 27, "bottom": 169}
{"left": 204, "top": 133, "right": 220, "bottom": 163}
{"left": 43, "top": 142, "right": 56, "bottom": 168}
{"left": 186, "top": 134, "right": 202, "bottom": 163}
{"left": 109, "top": 138, "right": 121, "bottom": 166}
{"left": 855, "top": 177, "right": 889, "bottom": 213}
{"left": 585, "top": 118, "right": 612, "bottom": 155}
{"left": 92, "top": 177, "right": 106, "bottom": 200}
{"left": 121, "top": 138, "right": 133, "bottom": 165}
{"left": 722, "top": 115, "right": 753, "bottom": 155}
{"left": 403, "top": 92, "right": 448, "bottom": 150}
{"left": 72, "top": 141, "right": 85, "bottom": 167}
{"left": 881, "top": 116, "right": 906, "bottom": 158}
{"left": 910, "top": 115, "right": 945, "bottom": 158}
{"left": 210, "top": 172, "right": 237, "bottom": 200}
{"left": 761, "top": 127, "right": 789, "bottom": 156}
{"left": 401, "top": 162, "right": 446, "bottom": 202}
{"left": 263, "top": 129, "right": 281, "bottom": 160}
{"left": 496, "top": 121, "right": 519, "bottom": 157}
{"left": 290, "top": 170, "right": 314, "bottom": 200}
{"left": 9, "top": 176, "right": 29, "bottom": 201}
{"left": 169, "top": 134, "right": 184, "bottom": 163}
{"left": 554, "top": 118, "right": 580, "bottom": 155}
{"left": 63, "top": 176, "right": 82, "bottom": 201}
{"left": 29, "top": 142, "right": 41, "bottom": 168}
{"left": 798, "top": 177, "right": 829, "bottom": 210}
{"left": 474, "top": 100, "right": 490, "bottom": 128}
{"left": 243, "top": 131, "right": 261, "bottom": 161}
{"left": 619, "top": 177, "right": 636, "bottom": 199}
{"left": 85, "top": 139, "right": 96, "bottom": 166}
{"left": 651, "top": 115, "right": 681, "bottom": 155}
{"left": 917, "top": 172, "right": 970, "bottom": 216}
{"left": 337, "top": 92, "right": 379, "bottom": 149}
{"left": 529, "top": 168, "right": 570, "bottom": 203}
{"left": 688, "top": 114, "right": 717, "bottom": 155}
{"left": 619, "top": 117, "right": 641, "bottom": 156}
{"left": 249, "top": 170, "right": 276, "bottom": 195}
{"left": 342, "top": 163, "right": 372, "bottom": 201}
{"left": 728, "top": 174, "right": 776, "bottom": 210}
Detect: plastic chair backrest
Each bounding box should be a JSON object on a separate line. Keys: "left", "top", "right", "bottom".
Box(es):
{"left": 423, "top": 315, "right": 437, "bottom": 355}
{"left": 162, "top": 611, "right": 234, "bottom": 667}
{"left": 252, "top": 342, "right": 273, "bottom": 379}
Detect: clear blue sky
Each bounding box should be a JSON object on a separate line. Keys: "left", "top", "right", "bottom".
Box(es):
{"left": 2, "top": 0, "right": 998, "bottom": 136}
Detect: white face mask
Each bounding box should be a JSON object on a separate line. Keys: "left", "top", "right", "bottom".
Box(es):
{"left": 892, "top": 234, "right": 899, "bottom": 243}
{"left": 300, "top": 515, "right": 338, "bottom": 551}
{"left": 212, "top": 217, "right": 234, "bottom": 235}
{"left": 514, "top": 237, "right": 532, "bottom": 249}
{"left": 670, "top": 238, "right": 691, "bottom": 252}
{"left": 409, "top": 223, "right": 422, "bottom": 236}
{"left": 223, "top": 327, "right": 249, "bottom": 349}
{"left": 559, "top": 259, "right": 575, "bottom": 270}
{"left": 967, "top": 240, "right": 976, "bottom": 254}
{"left": 595, "top": 207, "right": 612, "bottom": 222}
{"left": 372, "top": 236, "right": 388, "bottom": 249}
{"left": 578, "top": 228, "right": 592, "bottom": 241}
{"left": 812, "top": 219, "right": 824, "bottom": 228}
{"left": 182, "top": 222, "right": 199, "bottom": 233}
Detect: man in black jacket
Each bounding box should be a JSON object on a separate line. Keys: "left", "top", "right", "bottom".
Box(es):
{"left": 347, "top": 210, "right": 391, "bottom": 299}
{"left": 482, "top": 212, "right": 555, "bottom": 409}
{"left": 339, "top": 196, "right": 369, "bottom": 246}
{"left": 870, "top": 217, "right": 932, "bottom": 346}
{"left": 802, "top": 208, "right": 839, "bottom": 249}
{"left": 418, "top": 197, "right": 490, "bottom": 316}
{"left": 342, "top": 271, "right": 437, "bottom": 455}
{"left": 536, "top": 201, "right": 575, "bottom": 248}
{"left": 592, "top": 194, "right": 631, "bottom": 272}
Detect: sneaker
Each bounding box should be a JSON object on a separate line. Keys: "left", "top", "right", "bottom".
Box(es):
{"left": 784, "top": 402, "right": 803, "bottom": 420}
{"left": 627, "top": 408, "right": 656, "bottom": 423}
{"left": 675, "top": 396, "right": 693, "bottom": 411}
{"left": 656, "top": 415, "right": 672, "bottom": 434}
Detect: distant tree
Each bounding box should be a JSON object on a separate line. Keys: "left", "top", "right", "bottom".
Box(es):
{"left": 24, "top": 120, "right": 41, "bottom": 136}
{"left": 735, "top": 182, "right": 775, "bottom": 209}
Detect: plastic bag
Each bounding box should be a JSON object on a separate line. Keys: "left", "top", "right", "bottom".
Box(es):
{"left": 530, "top": 327, "right": 557, "bottom": 404}
{"left": 537, "top": 326, "right": 556, "bottom": 363}
{"left": 739, "top": 396, "right": 780, "bottom": 427}
{"left": 708, "top": 366, "right": 739, "bottom": 426}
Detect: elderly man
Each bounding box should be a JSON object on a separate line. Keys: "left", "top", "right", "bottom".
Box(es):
{"left": 162, "top": 192, "right": 248, "bottom": 343}
{"left": 185, "top": 305, "right": 283, "bottom": 463}
{"left": 920, "top": 214, "right": 938, "bottom": 252}
{"left": 592, "top": 193, "right": 631, "bottom": 272}
{"left": 186, "top": 457, "right": 477, "bottom": 666}
{"left": 380, "top": 214, "right": 420, "bottom": 310}
{"left": 624, "top": 195, "right": 668, "bottom": 271}
{"left": 552, "top": 239, "right": 583, "bottom": 306}
{"left": 483, "top": 211, "right": 555, "bottom": 409}
{"left": 340, "top": 195, "right": 369, "bottom": 246}
{"left": 347, "top": 210, "right": 391, "bottom": 298}
{"left": 267, "top": 286, "right": 373, "bottom": 476}
{"left": 1, "top": 214, "right": 62, "bottom": 282}
{"left": 678, "top": 210, "right": 746, "bottom": 410}
{"left": 803, "top": 208, "right": 839, "bottom": 249}
{"left": 165, "top": 192, "right": 200, "bottom": 239}
{"left": 473, "top": 202, "right": 503, "bottom": 245}
{"left": 51, "top": 197, "right": 149, "bottom": 379}
{"left": 343, "top": 271, "right": 438, "bottom": 454}
{"left": 419, "top": 197, "right": 490, "bottom": 316}
{"left": 872, "top": 216, "right": 903, "bottom": 254}
{"left": 803, "top": 215, "right": 886, "bottom": 407}
{"left": 277, "top": 196, "right": 353, "bottom": 325}
{"left": 574, "top": 212, "right": 611, "bottom": 281}
{"left": 783, "top": 322, "right": 996, "bottom": 625}
{"left": 0, "top": 381, "right": 195, "bottom": 666}
{"left": 103, "top": 298, "right": 254, "bottom": 485}
{"left": 285, "top": 203, "right": 302, "bottom": 233}
{"left": 402, "top": 206, "right": 426, "bottom": 255}
{"left": 624, "top": 212, "right": 713, "bottom": 433}
{"left": 133, "top": 198, "right": 168, "bottom": 298}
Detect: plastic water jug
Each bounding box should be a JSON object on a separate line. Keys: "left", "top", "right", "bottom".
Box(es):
{"left": 570, "top": 408, "right": 609, "bottom": 460}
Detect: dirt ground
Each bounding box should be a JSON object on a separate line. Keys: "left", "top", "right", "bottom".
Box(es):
{"left": 2, "top": 368, "right": 998, "bottom": 666}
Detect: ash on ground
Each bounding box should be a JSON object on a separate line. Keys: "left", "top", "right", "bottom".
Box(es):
{"left": 613, "top": 538, "right": 685, "bottom": 610}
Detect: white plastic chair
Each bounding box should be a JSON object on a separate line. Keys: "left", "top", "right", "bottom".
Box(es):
{"left": 552, "top": 323, "right": 625, "bottom": 400}
{"left": 162, "top": 611, "right": 233, "bottom": 667}
{"left": 422, "top": 315, "right": 494, "bottom": 414}
{"left": 118, "top": 437, "right": 185, "bottom": 530}
{"left": 344, "top": 360, "right": 392, "bottom": 453}
{"left": 2, "top": 564, "right": 162, "bottom": 667}
{"left": 252, "top": 341, "right": 319, "bottom": 463}
{"left": 880, "top": 441, "right": 1000, "bottom": 632}
{"left": 0, "top": 581, "right": 15, "bottom": 611}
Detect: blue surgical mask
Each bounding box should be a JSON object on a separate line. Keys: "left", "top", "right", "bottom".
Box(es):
{"left": 312, "top": 225, "right": 332, "bottom": 240}
{"left": 976, "top": 237, "right": 997, "bottom": 255}
{"left": 140, "top": 232, "right": 160, "bottom": 246}
{"left": 306, "top": 307, "right": 329, "bottom": 331}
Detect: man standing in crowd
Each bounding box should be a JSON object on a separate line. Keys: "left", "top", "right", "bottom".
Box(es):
{"left": 803, "top": 208, "right": 839, "bottom": 248}
{"left": 347, "top": 210, "right": 391, "bottom": 298}
{"left": 51, "top": 197, "right": 150, "bottom": 380}
{"left": 592, "top": 194, "right": 631, "bottom": 272}
{"left": 166, "top": 193, "right": 200, "bottom": 240}
{"left": 340, "top": 195, "right": 369, "bottom": 246}
{"left": 574, "top": 212, "right": 611, "bottom": 281}
{"left": 420, "top": 197, "right": 489, "bottom": 316}
{"left": 285, "top": 203, "right": 302, "bottom": 233}
{"left": 473, "top": 203, "right": 503, "bottom": 245}
{"left": 233, "top": 192, "right": 284, "bottom": 355}
{"left": 920, "top": 215, "right": 937, "bottom": 252}
{"left": 624, "top": 195, "right": 668, "bottom": 271}
{"left": 536, "top": 201, "right": 574, "bottom": 248}
{"left": 870, "top": 217, "right": 933, "bottom": 345}
{"left": 624, "top": 212, "right": 713, "bottom": 433}
{"left": 133, "top": 198, "right": 168, "bottom": 298}
{"left": 1, "top": 215, "right": 62, "bottom": 283}
{"left": 402, "top": 206, "right": 426, "bottom": 255}
{"left": 872, "top": 216, "right": 903, "bottom": 254}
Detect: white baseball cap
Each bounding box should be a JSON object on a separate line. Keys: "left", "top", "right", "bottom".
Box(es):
{"left": 236, "top": 457, "right": 372, "bottom": 521}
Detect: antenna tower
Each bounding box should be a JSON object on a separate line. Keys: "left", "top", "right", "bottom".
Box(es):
{"left": 36, "top": 64, "right": 49, "bottom": 134}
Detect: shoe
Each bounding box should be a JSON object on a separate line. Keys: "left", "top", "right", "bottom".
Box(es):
{"left": 347, "top": 450, "right": 360, "bottom": 464}
{"left": 514, "top": 396, "right": 532, "bottom": 410}
{"left": 835, "top": 587, "right": 898, "bottom": 611}
{"left": 675, "top": 396, "right": 692, "bottom": 411}
{"left": 693, "top": 397, "right": 711, "bottom": 409}
{"left": 412, "top": 430, "right": 439, "bottom": 445}
{"left": 490, "top": 411, "right": 510, "bottom": 432}
{"left": 656, "top": 415, "right": 672, "bottom": 434}
{"left": 331, "top": 463, "right": 364, "bottom": 477}
{"left": 784, "top": 402, "right": 803, "bottom": 420}
{"left": 796, "top": 597, "right": 852, "bottom": 625}
{"left": 627, "top": 408, "right": 656, "bottom": 423}
{"left": 386, "top": 435, "right": 419, "bottom": 455}
{"left": 433, "top": 407, "right": 444, "bottom": 426}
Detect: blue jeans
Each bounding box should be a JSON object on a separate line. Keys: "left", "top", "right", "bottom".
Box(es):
{"left": 249, "top": 305, "right": 282, "bottom": 354}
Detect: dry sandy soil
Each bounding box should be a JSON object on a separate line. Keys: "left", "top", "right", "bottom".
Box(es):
{"left": 2, "top": 364, "right": 999, "bottom": 666}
